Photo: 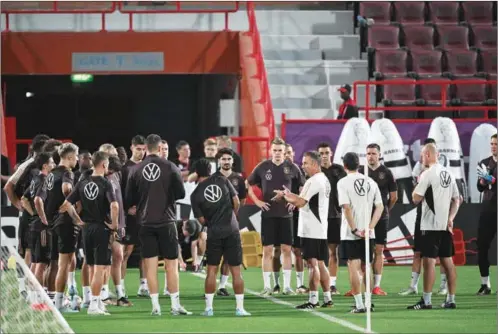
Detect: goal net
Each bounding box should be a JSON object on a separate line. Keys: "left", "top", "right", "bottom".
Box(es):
{"left": 0, "top": 230, "right": 73, "bottom": 334}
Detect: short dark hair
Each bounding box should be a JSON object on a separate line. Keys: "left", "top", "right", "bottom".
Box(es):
{"left": 116, "top": 146, "right": 128, "bottom": 165}
{"left": 366, "top": 143, "right": 381, "bottom": 151}
{"left": 131, "top": 135, "right": 146, "bottom": 146}
{"left": 492, "top": 133, "right": 497, "bottom": 140}
{"left": 215, "top": 148, "right": 233, "bottom": 160}
{"left": 31, "top": 134, "right": 50, "bottom": 154}
{"left": 303, "top": 151, "right": 320, "bottom": 165}
{"left": 185, "top": 220, "right": 200, "bottom": 236}
{"left": 108, "top": 155, "right": 123, "bottom": 173}
{"left": 193, "top": 158, "right": 211, "bottom": 178}
{"left": 161, "top": 140, "right": 168, "bottom": 145}
{"left": 146, "top": 134, "right": 162, "bottom": 152}
{"left": 176, "top": 140, "right": 189, "bottom": 150}
{"left": 33, "top": 152, "right": 52, "bottom": 170}
{"left": 92, "top": 151, "right": 109, "bottom": 168}
{"left": 317, "top": 142, "right": 331, "bottom": 150}
{"left": 42, "top": 139, "right": 63, "bottom": 154}
{"left": 79, "top": 149, "right": 90, "bottom": 156}
{"left": 343, "top": 152, "right": 360, "bottom": 171}
{"left": 424, "top": 138, "right": 436, "bottom": 145}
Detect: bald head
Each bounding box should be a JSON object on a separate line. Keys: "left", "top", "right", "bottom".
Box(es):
{"left": 422, "top": 143, "right": 438, "bottom": 167}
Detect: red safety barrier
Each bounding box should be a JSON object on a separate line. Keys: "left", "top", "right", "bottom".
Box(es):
{"left": 245, "top": 2, "right": 275, "bottom": 140}
{"left": 352, "top": 79, "right": 497, "bottom": 119}
{"left": 1, "top": 1, "right": 116, "bottom": 32}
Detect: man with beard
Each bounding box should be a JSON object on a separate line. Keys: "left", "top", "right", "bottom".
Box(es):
{"left": 120, "top": 135, "right": 149, "bottom": 297}
{"left": 336, "top": 84, "right": 358, "bottom": 120}
{"left": 215, "top": 148, "right": 246, "bottom": 296}
{"left": 74, "top": 151, "right": 93, "bottom": 183}
{"left": 60, "top": 151, "right": 118, "bottom": 316}
{"left": 20, "top": 152, "right": 55, "bottom": 296}
{"left": 316, "top": 142, "right": 346, "bottom": 295}
{"left": 475, "top": 133, "right": 497, "bottom": 295}
{"left": 190, "top": 159, "right": 250, "bottom": 316}
{"left": 125, "top": 134, "right": 191, "bottom": 316}
{"left": 4, "top": 134, "right": 49, "bottom": 268}
{"left": 173, "top": 140, "right": 191, "bottom": 182}
{"left": 216, "top": 135, "right": 243, "bottom": 173}
{"left": 38, "top": 143, "right": 79, "bottom": 310}
{"left": 188, "top": 138, "right": 218, "bottom": 183}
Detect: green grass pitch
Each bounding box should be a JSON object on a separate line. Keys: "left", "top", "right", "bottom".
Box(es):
{"left": 64, "top": 266, "right": 497, "bottom": 333}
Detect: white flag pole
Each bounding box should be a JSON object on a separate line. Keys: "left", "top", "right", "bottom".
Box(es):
{"left": 364, "top": 161, "right": 372, "bottom": 333}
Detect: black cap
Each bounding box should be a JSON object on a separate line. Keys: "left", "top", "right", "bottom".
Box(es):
{"left": 338, "top": 84, "right": 352, "bottom": 94}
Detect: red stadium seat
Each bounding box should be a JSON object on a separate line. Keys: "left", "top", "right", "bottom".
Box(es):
{"left": 359, "top": 2, "right": 391, "bottom": 24}
{"left": 418, "top": 77, "right": 451, "bottom": 105}
{"left": 462, "top": 2, "right": 494, "bottom": 26}
{"left": 452, "top": 78, "right": 488, "bottom": 105}
{"left": 403, "top": 26, "right": 435, "bottom": 50}
{"left": 428, "top": 2, "right": 460, "bottom": 25}
{"left": 368, "top": 25, "right": 400, "bottom": 50}
{"left": 445, "top": 50, "right": 478, "bottom": 78}
{"left": 436, "top": 25, "right": 470, "bottom": 50}
{"left": 410, "top": 50, "right": 443, "bottom": 77}
{"left": 374, "top": 49, "right": 408, "bottom": 79}
{"left": 480, "top": 50, "right": 497, "bottom": 75}
{"left": 382, "top": 78, "right": 417, "bottom": 106}
{"left": 393, "top": 2, "right": 426, "bottom": 26}
{"left": 472, "top": 26, "right": 497, "bottom": 51}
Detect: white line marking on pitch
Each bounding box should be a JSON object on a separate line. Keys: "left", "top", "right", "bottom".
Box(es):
{"left": 191, "top": 272, "right": 374, "bottom": 334}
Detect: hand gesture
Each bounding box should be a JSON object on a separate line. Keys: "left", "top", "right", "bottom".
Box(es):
{"left": 447, "top": 219, "right": 454, "bottom": 235}
{"left": 271, "top": 190, "right": 285, "bottom": 202}
{"left": 255, "top": 199, "right": 271, "bottom": 211}
{"left": 128, "top": 206, "right": 137, "bottom": 216}
{"left": 179, "top": 261, "right": 187, "bottom": 271}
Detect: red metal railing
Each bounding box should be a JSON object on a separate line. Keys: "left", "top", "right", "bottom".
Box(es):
{"left": 117, "top": 1, "right": 240, "bottom": 31}
{"left": 245, "top": 1, "right": 275, "bottom": 140}
{"left": 1, "top": 1, "right": 117, "bottom": 32}
{"left": 353, "top": 79, "right": 497, "bottom": 120}
{"left": 1, "top": 1, "right": 241, "bottom": 32}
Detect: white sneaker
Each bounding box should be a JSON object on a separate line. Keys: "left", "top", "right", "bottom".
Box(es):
{"left": 171, "top": 305, "right": 192, "bottom": 315}
{"left": 137, "top": 287, "right": 150, "bottom": 297}
{"left": 151, "top": 308, "right": 161, "bottom": 316}
{"left": 399, "top": 287, "right": 418, "bottom": 296}
{"left": 98, "top": 299, "right": 108, "bottom": 312}
{"left": 235, "top": 308, "right": 251, "bottom": 316}
{"left": 260, "top": 288, "right": 273, "bottom": 297}
{"left": 437, "top": 286, "right": 448, "bottom": 295}
{"left": 163, "top": 288, "right": 170, "bottom": 296}
{"left": 88, "top": 305, "right": 110, "bottom": 316}
{"left": 282, "top": 288, "right": 295, "bottom": 295}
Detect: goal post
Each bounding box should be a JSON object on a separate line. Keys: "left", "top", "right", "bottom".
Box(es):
{"left": 0, "top": 230, "right": 74, "bottom": 334}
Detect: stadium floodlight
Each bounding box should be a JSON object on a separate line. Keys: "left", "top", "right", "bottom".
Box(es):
{"left": 0, "top": 230, "right": 74, "bottom": 334}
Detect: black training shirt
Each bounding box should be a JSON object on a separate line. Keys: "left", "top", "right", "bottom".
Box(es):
{"left": 322, "top": 163, "right": 347, "bottom": 218}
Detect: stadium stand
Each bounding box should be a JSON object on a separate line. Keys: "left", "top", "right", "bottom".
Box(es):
{"left": 357, "top": 1, "right": 497, "bottom": 118}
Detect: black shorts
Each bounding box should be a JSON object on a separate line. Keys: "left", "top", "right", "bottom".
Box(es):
{"left": 18, "top": 212, "right": 31, "bottom": 256}
{"left": 53, "top": 219, "right": 79, "bottom": 255}
{"left": 121, "top": 215, "right": 140, "bottom": 245}
{"left": 139, "top": 223, "right": 178, "bottom": 260}
{"left": 206, "top": 233, "right": 242, "bottom": 267}
{"left": 82, "top": 224, "right": 112, "bottom": 266}
{"left": 301, "top": 238, "right": 329, "bottom": 262}
{"left": 374, "top": 218, "right": 389, "bottom": 245}
{"left": 77, "top": 227, "right": 83, "bottom": 249}
{"left": 180, "top": 242, "right": 192, "bottom": 262}
{"left": 30, "top": 229, "right": 50, "bottom": 264}
{"left": 341, "top": 239, "right": 374, "bottom": 263}
{"left": 292, "top": 212, "right": 301, "bottom": 248}
{"left": 261, "top": 216, "right": 293, "bottom": 246}
{"left": 327, "top": 218, "right": 341, "bottom": 245}
{"left": 420, "top": 230, "right": 455, "bottom": 259}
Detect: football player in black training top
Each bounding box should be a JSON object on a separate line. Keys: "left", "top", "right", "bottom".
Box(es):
{"left": 60, "top": 151, "right": 118, "bottom": 316}
{"left": 476, "top": 133, "right": 497, "bottom": 295}
{"left": 317, "top": 142, "right": 346, "bottom": 295}
{"left": 190, "top": 159, "right": 251, "bottom": 317}
{"left": 35, "top": 143, "right": 79, "bottom": 308}
{"left": 247, "top": 137, "right": 305, "bottom": 296}
{"left": 20, "top": 152, "right": 55, "bottom": 290}
{"left": 74, "top": 150, "right": 92, "bottom": 183}
{"left": 125, "top": 134, "right": 191, "bottom": 317}
{"left": 4, "top": 134, "right": 49, "bottom": 268}
{"left": 215, "top": 148, "right": 247, "bottom": 296}
{"left": 120, "top": 135, "right": 148, "bottom": 298}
